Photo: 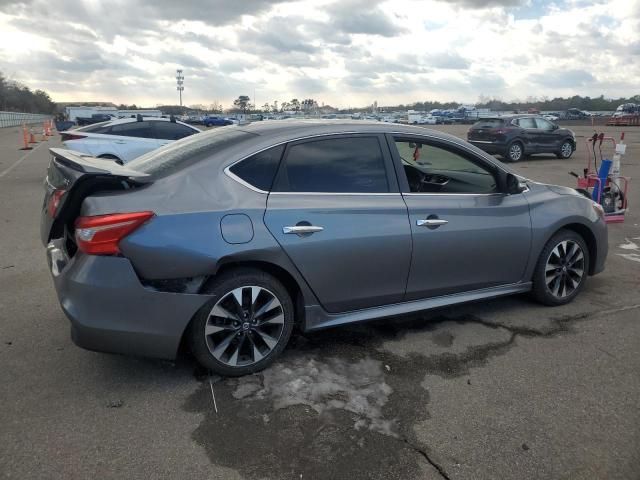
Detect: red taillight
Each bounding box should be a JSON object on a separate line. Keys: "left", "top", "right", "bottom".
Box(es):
{"left": 74, "top": 211, "right": 154, "bottom": 255}
{"left": 61, "top": 133, "right": 87, "bottom": 141}
{"left": 47, "top": 189, "right": 66, "bottom": 217}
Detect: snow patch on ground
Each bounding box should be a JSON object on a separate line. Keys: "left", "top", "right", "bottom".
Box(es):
{"left": 232, "top": 357, "right": 397, "bottom": 437}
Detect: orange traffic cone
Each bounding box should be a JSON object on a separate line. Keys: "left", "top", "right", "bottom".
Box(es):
{"left": 20, "top": 124, "right": 33, "bottom": 150}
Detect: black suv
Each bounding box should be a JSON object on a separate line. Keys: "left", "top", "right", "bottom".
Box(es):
{"left": 467, "top": 115, "right": 575, "bottom": 162}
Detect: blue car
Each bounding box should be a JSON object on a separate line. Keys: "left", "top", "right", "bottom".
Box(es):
{"left": 203, "top": 116, "right": 234, "bottom": 127}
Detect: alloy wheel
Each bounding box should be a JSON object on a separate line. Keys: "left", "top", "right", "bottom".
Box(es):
{"left": 545, "top": 240, "right": 585, "bottom": 298}
{"left": 561, "top": 142, "right": 573, "bottom": 158}
{"left": 204, "top": 286, "right": 285, "bottom": 367}
{"left": 509, "top": 143, "right": 523, "bottom": 161}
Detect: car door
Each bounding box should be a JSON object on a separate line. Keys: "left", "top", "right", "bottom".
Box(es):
{"left": 107, "top": 121, "right": 160, "bottom": 162}
{"left": 263, "top": 134, "right": 412, "bottom": 313}
{"left": 387, "top": 135, "right": 532, "bottom": 300}
{"left": 514, "top": 117, "right": 538, "bottom": 153}
{"left": 534, "top": 117, "right": 560, "bottom": 153}
{"left": 152, "top": 121, "right": 199, "bottom": 147}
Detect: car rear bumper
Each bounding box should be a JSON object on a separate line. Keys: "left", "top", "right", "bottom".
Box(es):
{"left": 467, "top": 140, "right": 507, "bottom": 154}
{"left": 46, "top": 239, "right": 212, "bottom": 360}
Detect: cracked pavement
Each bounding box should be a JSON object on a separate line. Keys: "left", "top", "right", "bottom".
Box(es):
{"left": 1, "top": 125, "right": 639, "bottom": 479}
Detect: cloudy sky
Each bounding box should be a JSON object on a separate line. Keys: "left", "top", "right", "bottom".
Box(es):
{"left": 0, "top": 0, "right": 638, "bottom": 108}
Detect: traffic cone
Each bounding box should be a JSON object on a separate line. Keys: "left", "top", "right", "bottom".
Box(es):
{"left": 20, "top": 124, "right": 33, "bottom": 150}
{"left": 29, "top": 127, "right": 37, "bottom": 144}
{"left": 44, "top": 121, "right": 52, "bottom": 136}
{"left": 41, "top": 128, "right": 47, "bottom": 141}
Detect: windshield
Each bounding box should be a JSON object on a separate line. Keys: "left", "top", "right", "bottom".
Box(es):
{"left": 127, "top": 127, "right": 255, "bottom": 177}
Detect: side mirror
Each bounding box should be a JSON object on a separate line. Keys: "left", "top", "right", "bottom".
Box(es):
{"left": 506, "top": 173, "right": 527, "bottom": 194}
{"left": 552, "top": 124, "right": 559, "bottom": 130}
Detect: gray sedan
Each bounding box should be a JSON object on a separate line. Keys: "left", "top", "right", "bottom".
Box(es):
{"left": 41, "top": 121, "right": 608, "bottom": 376}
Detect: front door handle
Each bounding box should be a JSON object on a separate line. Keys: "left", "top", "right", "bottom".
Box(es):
{"left": 417, "top": 219, "right": 448, "bottom": 227}
{"left": 283, "top": 225, "right": 324, "bottom": 234}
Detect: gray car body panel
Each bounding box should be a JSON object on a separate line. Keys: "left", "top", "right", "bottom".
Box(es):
{"left": 43, "top": 121, "right": 608, "bottom": 360}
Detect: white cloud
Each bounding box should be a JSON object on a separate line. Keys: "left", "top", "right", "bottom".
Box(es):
{"left": 0, "top": 0, "right": 638, "bottom": 108}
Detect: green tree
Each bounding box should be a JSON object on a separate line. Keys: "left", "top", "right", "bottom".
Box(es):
{"left": 233, "top": 95, "right": 251, "bottom": 113}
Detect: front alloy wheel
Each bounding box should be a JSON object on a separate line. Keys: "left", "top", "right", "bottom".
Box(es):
{"left": 558, "top": 141, "right": 574, "bottom": 159}
{"left": 544, "top": 240, "right": 585, "bottom": 298}
{"left": 189, "top": 269, "right": 294, "bottom": 376}
{"left": 532, "top": 230, "right": 589, "bottom": 305}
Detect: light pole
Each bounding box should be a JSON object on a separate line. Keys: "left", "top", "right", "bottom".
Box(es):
{"left": 176, "top": 69, "right": 184, "bottom": 107}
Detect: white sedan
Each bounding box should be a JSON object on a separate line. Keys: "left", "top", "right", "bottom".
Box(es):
{"left": 60, "top": 116, "right": 201, "bottom": 163}
{"left": 543, "top": 114, "right": 560, "bottom": 121}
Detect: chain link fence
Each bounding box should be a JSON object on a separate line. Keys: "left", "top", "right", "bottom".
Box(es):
{"left": 0, "top": 111, "right": 53, "bottom": 128}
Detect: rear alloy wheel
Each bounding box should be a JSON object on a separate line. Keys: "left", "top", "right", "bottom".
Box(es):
{"left": 189, "top": 269, "right": 294, "bottom": 376}
{"left": 506, "top": 141, "right": 524, "bottom": 162}
{"left": 531, "top": 230, "right": 589, "bottom": 306}
{"left": 557, "top": 140, "right": 574, "bottom": 159}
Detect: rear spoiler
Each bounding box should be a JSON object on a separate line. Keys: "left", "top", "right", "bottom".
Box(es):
{"left": 49, "top": 148, "right": 152, "bottom": 182}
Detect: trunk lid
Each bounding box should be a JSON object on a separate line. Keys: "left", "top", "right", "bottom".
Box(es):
{"left": 41, "top": 148, "right": 151, "bottom": 247}
{"left": 468, "top": 118, "right": 508, "bottom": 142}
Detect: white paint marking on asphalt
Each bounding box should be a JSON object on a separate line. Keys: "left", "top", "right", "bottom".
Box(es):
{"left": 0, "top": 141, "right": 45, "bottom": 179}
{"left": 209, "top": 374, "right": 219, "bottom": 414}
{"left": 619, "top": 239, "right": 639, "bottom": 250}
{"left": 617, "top": 253, "right": 640, "bottom": 263}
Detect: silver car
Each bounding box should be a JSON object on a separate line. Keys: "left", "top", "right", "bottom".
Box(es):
{"left": 41, "top": 121, "right": 608, "bottom": 376}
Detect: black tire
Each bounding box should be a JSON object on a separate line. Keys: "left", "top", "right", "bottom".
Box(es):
{"left": 556, "top": 140, "right": 574, "bottom": 159}
{"left": 505, "top": 141, "right": 524, "bottom": 162}
{"left": 188, "top": 268, "right": 294, "bottom": 376}
{"left": 531, "top": 229, "right": 590, "bottom": 306}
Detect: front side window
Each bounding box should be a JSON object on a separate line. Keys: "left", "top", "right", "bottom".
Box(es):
{"left": 535, "top": 118, "right": 554, "bottom": 130}
{"left": 273, "top": 137, "right": 389, "bottom": 193}
{"left": 229, "top": 145, "right": 285, "bottom": 191}
{"left": 394, "top": 138, "right": 497, "bottom": 194}
{"left": 516, "top": 118, "right": 536, "bottom": 129}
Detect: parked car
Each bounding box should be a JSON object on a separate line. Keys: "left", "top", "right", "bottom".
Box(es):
{"left": 467, "top": 115, "right": 575, "bottom": 162}
{"left": 203, "top": 116, "right": 235, "bottom": 127}
{"left": 60, "top": 116, "right": 201, "bottom": 163}
{"left": 543, "top": 114, "right": 559, "bottom": 121}
{"left": 42, "top": 121, "right": 607, "bottom": 376}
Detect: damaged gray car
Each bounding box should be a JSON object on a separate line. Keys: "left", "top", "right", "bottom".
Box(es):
{"left": 42, "top": 121, "right": 608, "bottom": 376}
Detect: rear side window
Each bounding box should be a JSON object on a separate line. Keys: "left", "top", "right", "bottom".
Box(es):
{"left": 472, "top": 119, "right": 504, "bottom": 129}
{"left": 229, "top": 145, "right": 284, "bottom": 191}
{"left": 75, "top": 121, "right": 112, "bottom": 133}
{"left": 128, "top": 128, "right": 255, "bottom": 178}
{"left": 109, "top": 121, "right": 154, "bottom": 138}
{"left": 515, "top": 118, "right": 536, "bottom": 129}
{"left": 153, "top": 121, "right": 197, "bottom": 140}
{"left": 273, "top": 136, "right": 389, "bottom": 193}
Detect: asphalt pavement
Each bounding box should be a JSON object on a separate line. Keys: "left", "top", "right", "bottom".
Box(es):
{"left": 0, "top": 123, "right": 638, "bottom": 479}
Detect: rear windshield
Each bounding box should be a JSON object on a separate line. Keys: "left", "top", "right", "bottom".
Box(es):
{"left": 127, "top": 127, "right": 255, "bottom": 177}
{"left": 74, "top": 121, "right": 112, "bottom": 133}
{"left": 471, "top": 119, "right": 504, "bottom": 129}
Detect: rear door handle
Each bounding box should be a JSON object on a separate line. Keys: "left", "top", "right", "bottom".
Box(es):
{"left": 417, "top": 219, "right": 448, "bottom": 227}
{"left": 283, "top": 225, "right": 324, "bottom": 234}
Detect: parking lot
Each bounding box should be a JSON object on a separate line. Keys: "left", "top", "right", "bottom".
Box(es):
{"left": 0, "top": 123, "right": 638, "bottom": 479}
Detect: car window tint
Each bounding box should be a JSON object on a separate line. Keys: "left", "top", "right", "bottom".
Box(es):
{"left": 472, "top": 119, "right": 503, "bottom": 128}
{"left": 394, "top": 139, "right": 497, "bottom": 194}
{"left": 517, "top": 118, "right": 536, "bottom": 129}
{"left": 109, "top": 121, "right": 154, "bottom": 138}
{"left": 535, "top": 118, "right": 553, "bottom": 130}
{"left": 273, "top": 137, "right": 389, "bottom": 193}
{"left": 229, "top": 145, "right": 285, "bottom": 191}
{"left": 128, "top": 128, "right": 255, "bottom": 178}
{"left": 153, "top": 121, "right": 197, "bottom": 140}
{"left": 75, "top": 121, "right": 112, "bottom": 133}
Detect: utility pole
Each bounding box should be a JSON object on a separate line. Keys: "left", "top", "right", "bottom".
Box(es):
{"left": 176, "top": 69, "right": 184, "bottom": 107}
